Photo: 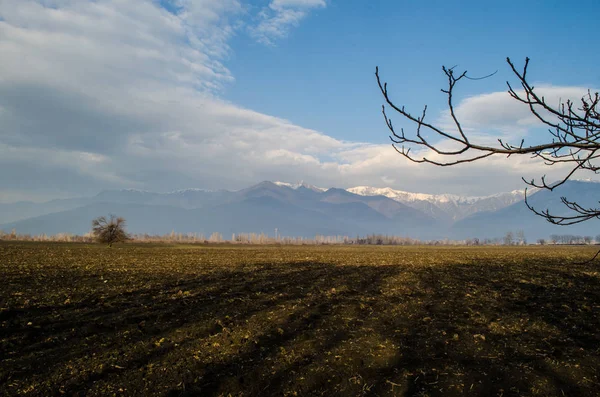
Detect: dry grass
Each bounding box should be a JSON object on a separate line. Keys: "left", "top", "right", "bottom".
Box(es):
{"left": 1, "top": 242, "right": 599, "bottom": 396}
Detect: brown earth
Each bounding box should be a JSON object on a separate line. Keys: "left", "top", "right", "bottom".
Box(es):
{"left": 1, "top": 242, "right": 599, "bottom": 396}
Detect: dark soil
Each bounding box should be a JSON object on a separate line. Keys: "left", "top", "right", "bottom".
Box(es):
{"left": 1, "top": 242, "right": 599, "bottom": 396}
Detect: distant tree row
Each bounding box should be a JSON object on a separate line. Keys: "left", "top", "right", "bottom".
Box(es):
{"left": 462, "top": 231, "right": 529, "bottom": 246}
{"left": 4, "top": 217, "right": 597, "bottom": 246}
{"left": 502, "top": 231, "right": 527, "bottom": 246}
{"left": 0, "top": 229, "right": 516, "bottom": 246}
{"left": 548, "top": 234, "right": 597, "bottom": 245}
{"left": 0, "top": 229, "right": 95, "bottom": 243}
{"left": 353, "top": 234, "right": 421, "bottom": 245}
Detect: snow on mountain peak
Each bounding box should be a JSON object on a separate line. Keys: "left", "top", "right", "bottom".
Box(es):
{"left": 274, "top": 181, "right": 326, "bottom": 192}
{"left": 169, "top": 188, "right": 215, "bottom": 194}
{"left": 347, "top": 186, "right": 525, "bottom": 206}
{"left": 346, "top": 185, "right": 527, "bottom": 221}
{"left": 348, "top": 186, "right": 470, "bottom": 203}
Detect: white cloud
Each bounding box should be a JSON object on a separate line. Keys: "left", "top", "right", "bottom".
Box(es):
{"left": 375, "top": 83, "right": 600, "bottom": 193}
{"left": 0, "top": 0, "right": 596, "bottom": 202}
{"left": 437, "top": 85, "right": 595, "bottom": 144}
{"left": 249, "top": 0, "right": 326, "bottom": 45}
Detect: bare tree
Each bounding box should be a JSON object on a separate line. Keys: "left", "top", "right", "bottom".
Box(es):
{"left": 503, "top": 231, "right": 514, "bottom": 246}
{"left": 92, "top": 214, "right": 129, "bottom": 246}
{"left": 516, "top": 230, "right": 527, "bottom": 246}
{"left": 376, "top": 57, "right": 600, "bottom": 226}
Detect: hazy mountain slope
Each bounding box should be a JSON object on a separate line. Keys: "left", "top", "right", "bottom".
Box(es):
{"left": 453, "top": 181, "right": 600, "bottom": 240}
{"left": 0, "top": 202, "right": 191, "bottom": 236}
{"left": 231, "top": 182, "right": 438, "bottom": 225}
{"left": 0, "top": 198, "right": 91, "bottom": 224}
{"left": 0, "top": 181, "right": 521, "bottom": 227}
{"left": 191, "top": 196, "right": 366, "bottom": 237}
{"left": 0, "top": 182, "right": 440, "bottom": 238}
{"left": 94, "top": 188, "right": 237, "bottom": 209}
{"left": 0, "top": 197, "right": 374, "bottom": 238}
{"left": 321, "top": 188, "right": 434, "bottom": 221}
{"left": 0, "top": 189, "right": 234, "bottom": 224}
{"left": 3, "top": 180, "right": 598, "bottom": 240}
{"left": 234, "top": 181, "right": 321, "bottom": 205}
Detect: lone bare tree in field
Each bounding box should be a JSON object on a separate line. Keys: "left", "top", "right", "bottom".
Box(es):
{"left": 92, "top": 215, "right": 129, "bottom": 246}
{"left": 376, "top": 57, "right": 600, "bottom": 226}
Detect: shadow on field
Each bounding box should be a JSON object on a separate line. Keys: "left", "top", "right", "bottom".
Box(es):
{"left": 1, "top": 251, "right": 599, "bottom": 396}
{"left": 366, "top": 262, "right": 600, "bottom": 396}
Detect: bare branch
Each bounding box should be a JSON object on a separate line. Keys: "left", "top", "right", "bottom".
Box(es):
{"left": 376, "top": 57, "right": 600, "bottom": 230}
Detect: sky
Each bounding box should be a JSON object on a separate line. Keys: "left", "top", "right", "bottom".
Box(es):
{"left": 1, "top": 0, "right": 599, "bottom": 202}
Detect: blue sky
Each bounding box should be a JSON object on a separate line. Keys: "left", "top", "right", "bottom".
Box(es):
{"left": 0, "top": 0, "right": 599, "bottom": 202}
{"left": 225, "top": 0, "right": 600, "bottom": 143}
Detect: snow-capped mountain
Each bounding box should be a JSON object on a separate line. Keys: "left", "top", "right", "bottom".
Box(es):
{"left": 348, "top": 186, "right": 482, "bottom": 204}
{"left": 347, "top": 186, "right": 526, "bottom": 221}
{"left": 268, "top": 182, "right": 527, "bottom": 221}
{"left": 105, "top": 183, "right": 528, "bottom": 222}
{"left": 273, "top": 181, "right": 327, "bottom": 192}
{"left": 2, "top": 180, "right": 598, "bottom": 240}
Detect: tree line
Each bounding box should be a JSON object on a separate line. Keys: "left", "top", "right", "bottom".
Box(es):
{"left": 2, "top": 215, "right": 597, "bottom": 246}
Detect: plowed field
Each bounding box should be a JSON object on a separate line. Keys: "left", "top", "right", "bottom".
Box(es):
{"left": 1, "top": 242, "right": 599, "bottom": 396}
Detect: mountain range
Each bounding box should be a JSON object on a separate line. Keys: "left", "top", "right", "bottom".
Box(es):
{"left": 1, "top": 180, "right": 599, "bottom": 241}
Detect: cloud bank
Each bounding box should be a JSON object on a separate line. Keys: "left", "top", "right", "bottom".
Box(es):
{"left": 0, "top": 0, "right": 595, "bottom": 202}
